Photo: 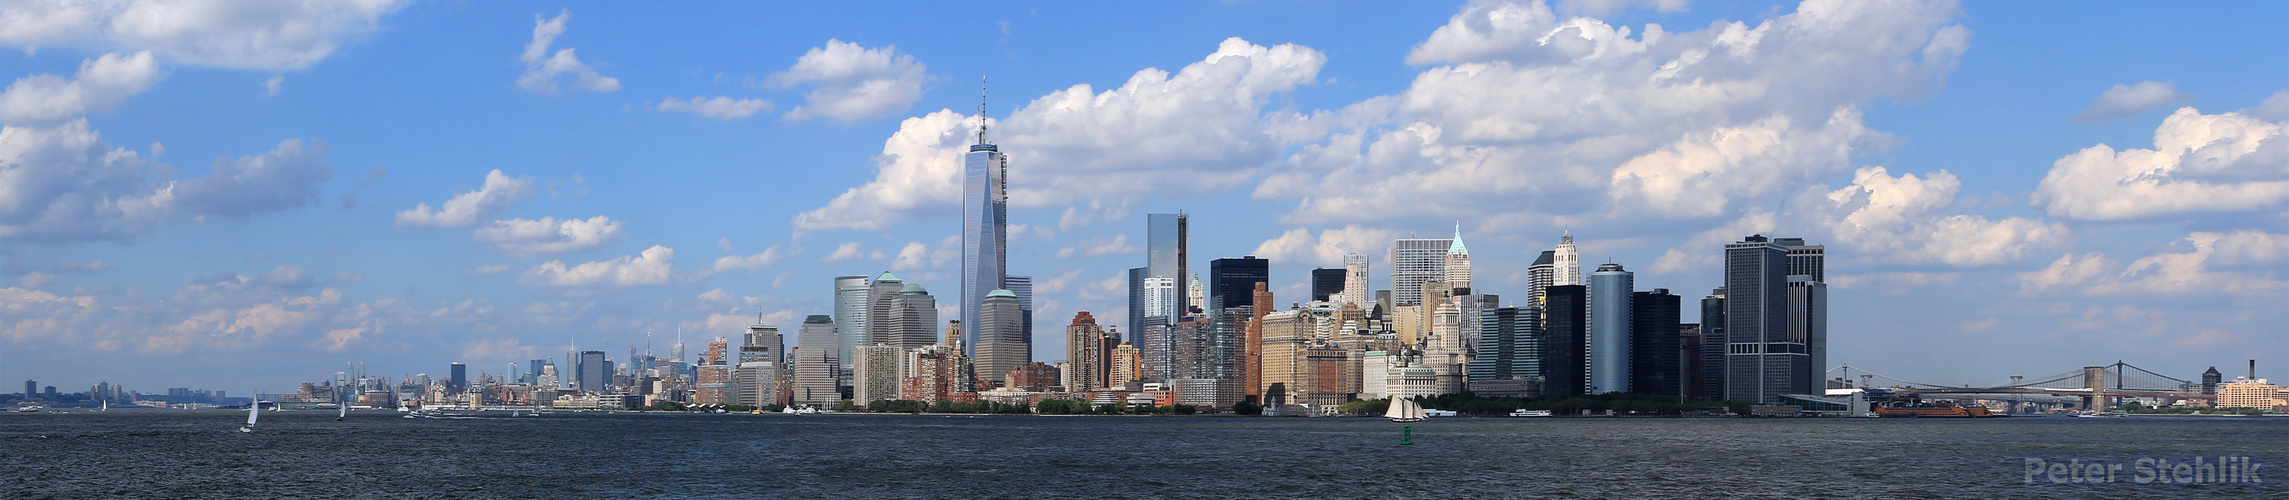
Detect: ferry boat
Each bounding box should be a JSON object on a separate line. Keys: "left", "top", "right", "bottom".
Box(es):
{"left": 1508, "top": 409, "right": 1553, "bottom": 417}
{"left": 1874, "top": 402, "right": 1995, "bottom": 418}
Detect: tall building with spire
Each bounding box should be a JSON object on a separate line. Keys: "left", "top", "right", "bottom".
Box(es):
{"left": 1445, "top": 223, "right": 1472, "bottom": 292}
{"left": 1554, "top": 232, "right": 1581, "bottom": 286}
{"left": 961, "top": 88, "right": 1010, "bottom": 357}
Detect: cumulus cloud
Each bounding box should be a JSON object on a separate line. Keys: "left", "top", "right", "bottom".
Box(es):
{"left": 472, "top": 216, "right": 624, "bottom": 256}
{"left": 1260, "top": 0, "right": 1967, "bottom": 231}
{"left": 2072, "top": 81, "right": 2194, "bottom": 123}
{"left": 517, "top": 10, "right": 619, "bottom": 94}
{"left": 0, "top": 0, "right": 405, "bottom": 71}
{"left": 521, "top": 245, "right": 674, "bottom": 287}
{"left": 652, "top": 96, "right": 773, "bottom": 120}
{"left": 888, "top": 236, "right": 959, "bottom": 272}
{"left": 2018, "top": 232, "right": 2289, "bottom": 296}
{"left": 1812, "top": 166, "right": 2066, "bottom": 266}
{"left": 395, "top": 169, "right": 536, "bottom": 228}
{"left": 171, "top": 138, "right": 333, "bottom": 220}
{"left": 2031, "top": 106, "right": 2289, "bottom": 221}
{"left": 821, "top": 242, "right": 883, "bottom": 263}
{"left": 0, "top": 119, "right": 328, "bottom": 242}
{"left": 769, "top": 39, "right": 930, "bottom": 122}
{"left": 1555, "top": 0, "right": 1689, "bottom": 17}
{"left": 1052, "top": 234, "right": 1140, "bottom": 259}
{"left": 0, "top": 51, "right": 165, "bottom": 124}
{"left": 704, "top": 246, "right": 787, "bottom": 277}
{"left": 795, "top": 37, "right": 1324, "bottom": 231}
{"left": 1251, "top": 225, "right": 1400, "bottom": 267}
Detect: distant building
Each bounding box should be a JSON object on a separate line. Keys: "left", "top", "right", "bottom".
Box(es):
{"left": 693, "top": 341, "right": 728, "bottom": 404}
{"left": 1630, "top": 289, "right": 1683, "bottom": 397}
{"left": 883, "top": 282, "right": 940, "bottom": 349}
{"left": 1110, "top": 342, "right": 1141, "bottom": 385}
{"left": 1065, "top": 312, "right": 1112, "bottom": 392}
{"left": 1445, "top": 224, "right": 1472, "bottom": 292}
{"left": 1588, "top": 263, "right": 1632, "bottom": 394}
{"left": 852, "top": 345, "right": 905, "bottom": 405}
{"left": 1340, "top": 253, "right": 1370, "bottom": 308}
{"left": 1006, "top": 362, "right": 1060, "bottom": 392}
{"left": 1311, "top": 268, "right": 1344, "bottom": 303}
{"left": 834, "top": 275, "right": 871, "bottom": 383}
{"left": 1696, "top": 289, "right": 1727, "bottom": 400}
{"left": 1210, "top": 256, "right": 1270, "bottom": 312}
{"left": 1553, "top": 232, "right": 1581, "bottom": 286}
{"left": 974, "top": 289, "right": 1028, "bottom": 386}
{"left": 1526, "top": 250, "right": 1555, "bottom": 308}
{"left": 792, "top": 315, "right": 841, "bottom": 406}
{"left": 1389, "top": 236, "right": 1450, "bottom": 307}
{"left": 1468, "top": 306, "right": 1543, "bottom": 383}
{"left": 2203, "top": 367, "right": 2223, "bottom": 395}
{"left": 2216, "top": 378, "right": 2283, "bottom": 409}
{"left": 579, "top": 351, "right": 608, "bottom": 393}
{"left": 1725, "top": 235, "right": 1814, "bottom": 403}
{"left": 960, "top": 128, "right": 1009, "bottom": 362}
{"left": 1542, "top": 285, "right": 1588, "bottom": 398}
{"left": 449, "top": 363, "right": 467, "bottom": 392}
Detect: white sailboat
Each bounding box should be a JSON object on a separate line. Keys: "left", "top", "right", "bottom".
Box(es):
{"left": 99, "top": 401, "right": 107, "bottom": 412}
{"left": 240, "top": 401, "right": 260, "bottom": 433}
{"left": 338, "top": 404, "right": 347, "bottom": 421}
{"left": 1386, "top": 398, "right": 1427, "bottom": 423}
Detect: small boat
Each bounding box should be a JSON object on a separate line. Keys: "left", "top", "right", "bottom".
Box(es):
{"left": 1508, "top": 409, "right": 1553, "bottom": 417}
{"left": 2073, "top": 410, "right": 2130, "bottom": 418}
{"left": 1424, "top": 409, "right": 1457, "bottom": 417}
{"left": 240, "top": 401, "right": 260, "bottom": 433}
{"left": 338, "top": 405, "right": 347, "bottom": 421}
{"left": 1387, "top": 398, "right": 1427, "bottom": 423}
{"left": 99, "top": 401, "right": 107, "bottom": 412}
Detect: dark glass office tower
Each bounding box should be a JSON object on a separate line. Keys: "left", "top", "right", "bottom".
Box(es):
{"left": 1697, "top": 289, "right": 1726, "bottom": 400}
{"left": 1542, "top": 285, "right": 1587, "bottom": 398}
{"left": 1310, "top": 267, "right": 1345, "bottom": 302}
{"left": 448, "top": 363, "right": 466, "bottom": 392}
{"left": 1209, "top": 256, "right": 1269, "bottom": 313}
{"left": 1467, "top": 306, "right": 1543, "bottom": 382}
{"left": 1629, "top": 289, "right": 1682, "bottom": 397}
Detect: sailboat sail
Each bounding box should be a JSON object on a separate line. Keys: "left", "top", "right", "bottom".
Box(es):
{"left": 1387, "top": 398, "right": 1427, "bottom": 422}
{"left": 241, "top": 400, "right": 260, "bottom": 432}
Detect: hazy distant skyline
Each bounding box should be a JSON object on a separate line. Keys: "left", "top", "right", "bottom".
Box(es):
{"left": 4, "top": 0, "right": 2287, "bottom": 393}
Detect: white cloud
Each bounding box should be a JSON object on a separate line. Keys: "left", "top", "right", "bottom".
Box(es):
{"left": 1261, "top": 0, "right": 1968, "bottom": 228}
{"left": 2018, "top": 232, "right": 2289, "bottom": 296}
{"left": 0, "top": 51, "right": 165, "bottom": 124}
{"left": 822, "top": 241, "right": 883, "bottom": 263}
{"left": 516, "top": 10, "right": 619, "bottom": 94}
{"left": 0, "top": 119, "right": 328, "bottom": 242}
{"left": 1555, "top": 0, "right": 1690, "bottom": 17}
{"left": 769, "top": 39, "right": 929, "bottom": 123}
{"left": 887, "top": 236, "right": 960, "bottom": 272}
{"left": 1812, "top": 166, "right": 2066, "bottom": 266}
{"left": 395, "top": 169, "right": 536, "bottom": 228}
{"left": 653, "top": 96, "right": 773, "bottom": 120}
{"left": 795, "top": 37, "right": 1324, "bottom": 231}
{"left": 0, "top": 0, "right": 405, "bottom": 71}
{"left": 521, "top": 245, "right": 674, "bottom": 287}
{"left": 170, "top": 138, "right": 333, "bottom": 220}
{"left": 705, "top": 246, "right": 787, "bottom": 276}
{"left": 1052, "top": 234, "right": 1140, "bottom": 259}
{"left": 1251, "top": 225, "right": 1399, "bottom": 267}
{"left": 2072, "top": 81, "right": 2194, "bottom": 123}
{"left": 461, "top": 264, "right": 510, "bottom": 276}
{"left": 2032, "top": 106, "right": 2289, "bottom": 221}
{"left": 471, "top": 216, "right": 624, "bottom": 256}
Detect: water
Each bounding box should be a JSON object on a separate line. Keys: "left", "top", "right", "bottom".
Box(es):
{"left": 5, "top": 411, "right": 2284, "bottom": 498}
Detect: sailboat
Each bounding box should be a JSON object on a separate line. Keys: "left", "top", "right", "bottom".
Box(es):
{"left": 99, "top": 401, "right": 107, "bottom": 412}
{"left": 1386, "top": 398, "right": 1427, "bottom": 423}
{"left": 338, "top": 405, "right": 347, "bottom": 421}
{"left": 240, "top": 401, "right": 260, "bottom": 433}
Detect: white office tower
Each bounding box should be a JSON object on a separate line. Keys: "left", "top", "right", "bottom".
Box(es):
{"left": 1143, "top": 277, "right": 1177, "bottom": 324}
{"left": 792, "top": 315, "right": 840, "bottom": 406}
{"left": 1340, "top": 253, "right": 1369, "bottom": 308}
{"left": 1389, "top": 236, "right": 1452, "bottom": 307}
{"left": 1588, "top": 263, "right": 1633, "bottom": 394}
{"left": 1554, "top": 231, "right": 1581, "bottom": 286}
{"left": 1425, "top": 301, "right": 1469, "bottom": 395}
{"left": 974, "top": 289, "right": 1028, "bottom": 386}
{"left": 1445, "top": 224, "right": 1472, "bottom": 292}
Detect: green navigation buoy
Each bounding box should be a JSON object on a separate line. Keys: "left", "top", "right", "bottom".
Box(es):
{"left": 1401, "top": 425, "right": 1413, "bottom": 445}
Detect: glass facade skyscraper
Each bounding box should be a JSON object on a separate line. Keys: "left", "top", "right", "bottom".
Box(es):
{"left": 960, "top": 137, "right": 1008, "bottom": 356}
{"left": 1587, "top": 263, "right": 1632, "bottom": 394}
{"left": 1724, "top": 235, "right": 1798, "bottom": 403}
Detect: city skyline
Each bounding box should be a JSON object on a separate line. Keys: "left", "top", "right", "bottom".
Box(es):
{"left": 2, "top": 0, "right": 2287, "bottom": 395}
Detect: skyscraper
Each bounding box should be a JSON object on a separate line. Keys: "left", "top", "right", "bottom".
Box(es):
{"left": 1126, "top": 267, "right": 1147, "bottom": 344}
{"left": 1311, "top": 268, "right": 1344, "bottom": 303}
{"left": 1542, "top": 285, "right": 1587, "bottom": 398}
{"left": 1340, "top": 253, "right": 1369, "bottom": 308}
{"left": 1389, "top": 236, "right": 1451, "bottom": 307}
{"left": 1245, "top": 282, "right": 1272, "bottom": 403}
{"left": 975, "top": 289, "right": 1027, "bottom": 386}
{"left": 1445, "top": 223, "right": 1472, "bottom": 292}
{"left": 580, "top": 351, "right": 608, "bottom": 393}
{"left": 1468, "top": 306, "right": 1543, "bottom": 382}
{"left": 1774, "top": 237, "right": 1827, "bottom": 393}
{"left": 1527, "top": 250, "right": 1555, "bottom": 307}
{"left": 1696, "top": 289, "right": 1727, "bottom": 400}
{"left": 866, "top": 272, "right": 905, "bottom": 345}
{"left": 1145, "top": 213, "right": 1189, "bottom": 320}
{"left": 1554, "top": 232, "right": 1581, "bottom": 286}
{"left": 741, "top": 323, "right": 782, "bottom": 365}
{"left": 961, "top": 114, "right": 1009, "bottom": 358}
{"left": 448, "top": 362, "right": 466, "bottom": 392}
{"left": 1630, "top": 289, "right": 1682, "bottom": 397}
{"left": 793, "top": 315, "right": 840, "bottom": 406}
{"left": 1065, "top": 312, "right": 1111, "bottom": 392}
{"left": 852, "top": 345, "right": 904, "bottom": 405}
{"left": 1587, "top": 263, "right": 1632, "bottom": 394}
{"left": 833, "top": 275, "right": 870, "bottom": 378}
{"left": 1724, "top": 234, "right": 1800, "bottom": 403}
{"left": 887, "top": 283, "right": 940, "bottom": 349}
{"left": 1209, "top": 256, "right": 1269, "bottom": 311}
{"left": 1004, "top": 275, "right": 1034, "bottom": 362}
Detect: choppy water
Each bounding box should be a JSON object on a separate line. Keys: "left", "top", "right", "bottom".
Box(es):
{"left": 4, "top": 410, "right": 2284, "bottom": 498}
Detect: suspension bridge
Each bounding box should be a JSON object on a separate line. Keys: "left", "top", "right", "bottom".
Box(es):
{"left": 1830, "top": 362, "right": 2214, "bottom": 410}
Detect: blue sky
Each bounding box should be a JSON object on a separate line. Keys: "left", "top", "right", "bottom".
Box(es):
{"left": 4, "top": 0, "right": 2287, "bottom": 394}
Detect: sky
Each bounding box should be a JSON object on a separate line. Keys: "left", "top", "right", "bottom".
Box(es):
{"left": 3, "top": 0, "right": 2287, "bottom": 395}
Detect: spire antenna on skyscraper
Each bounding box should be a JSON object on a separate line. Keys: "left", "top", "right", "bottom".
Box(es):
{"left": 977, "top": 75, "right": 990, "bottom": 146}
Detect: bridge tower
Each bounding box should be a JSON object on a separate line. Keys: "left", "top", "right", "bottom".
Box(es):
{"left": 2081, "top": 366, "right": 2108, "bottom": 410}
